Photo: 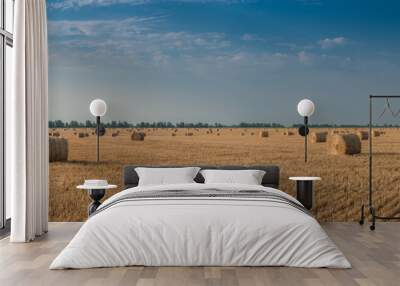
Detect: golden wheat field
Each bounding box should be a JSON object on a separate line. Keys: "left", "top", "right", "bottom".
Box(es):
{"left": 49, "top": 127, "right": 400, "bottom": 222}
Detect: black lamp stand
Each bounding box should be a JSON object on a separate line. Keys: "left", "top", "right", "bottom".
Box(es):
{"left": 96, "top": 116, "right": 100, "bottom": 162}
{"left": 298, "top": 116, "right": 309, "bottom": 163}
{"left": 304, "top": 116, "right": 308, "bottom": 163}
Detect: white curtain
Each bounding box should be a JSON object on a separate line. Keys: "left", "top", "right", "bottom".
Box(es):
{"left": 8, "top": 0, "right": 49, "bottom": 242}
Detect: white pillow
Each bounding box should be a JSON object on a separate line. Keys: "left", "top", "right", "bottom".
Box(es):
{"left": 200, "top": 169, "right": 266, "bottom": 185}
{"left": 135, "top": 167, "right": 200, "bottom": 186}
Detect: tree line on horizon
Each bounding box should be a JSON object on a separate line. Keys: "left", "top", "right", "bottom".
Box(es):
{"left": 49, "top": 120, "right": 285, "bottom": 128}
{"left": 48, "top": 120, "right": 400, "bottom": 129}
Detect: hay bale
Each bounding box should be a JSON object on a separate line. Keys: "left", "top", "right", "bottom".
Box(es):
{"left": 283, "top": 131, "right": 294, "bottom": 136}
{"left": 186, "top": 132, "right": 194, "bottom": 136}
{"left": 373, "top": 131, "right": 381, "bottom": 137}
{"left": 241, "top": 132, "right": 245, "bottom": 136}
{"left": 310, "top": 131, "right": 328, "bottom": 143}
{"left": 77, "top": 132, "right": 85, "bottom": 138}
{"left": 171, "top": 133, "right": 176, "bottom": 137}
{"left": 49, "top": 138, "right": 68, "bottom": 162}
{"left": 357, "top": 131, "right": 369, "bottom": 140}
{"left": 259, "top": 131, "right": 269, "bottom": 138}
{"left": 250, "top": 132, "right": 255, "bottom": 136}
{"left": 330, "top": 130, "right": 339, "bottom": 135}
{"left": 328, "top": 134, "right": 361, "bottom": 155}
{"left": 49, "top": 131, "right": 60, "bottom": 137}
{"left": 131, "top": 132, "right": 145, "bottom": 141}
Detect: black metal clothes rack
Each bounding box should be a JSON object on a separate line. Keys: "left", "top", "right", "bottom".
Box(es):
{"left": 360, "top": 95, "right": 400, "bottom": 230}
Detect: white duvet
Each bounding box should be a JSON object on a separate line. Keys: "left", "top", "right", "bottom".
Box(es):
{"left": 50, "top": 183, "right": 351, "bottom": 269}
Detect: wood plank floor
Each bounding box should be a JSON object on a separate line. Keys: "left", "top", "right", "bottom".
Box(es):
{"left": 0, "top": 222, "right": 399, "bottom": 286}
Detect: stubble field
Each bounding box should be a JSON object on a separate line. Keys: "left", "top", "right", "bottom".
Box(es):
{"left": 49, "top": 127, "right": 400, "bottom": 222}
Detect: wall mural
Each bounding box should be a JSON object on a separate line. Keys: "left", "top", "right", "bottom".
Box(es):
{"left": 47, "top": 0, "right": 400, "bottom": 222}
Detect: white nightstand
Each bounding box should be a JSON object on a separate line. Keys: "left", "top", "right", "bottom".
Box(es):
{"left": 289, "top": 177, "right": 321, "bottom": 210}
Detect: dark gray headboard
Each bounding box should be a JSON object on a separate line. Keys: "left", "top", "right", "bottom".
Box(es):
{"left": 123, "top": 165, "right": 280, "bottom": 189}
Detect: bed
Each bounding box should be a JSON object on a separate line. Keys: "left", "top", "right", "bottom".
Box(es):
{"left": 50, "top": 165, "right": 350, "bottom": 269}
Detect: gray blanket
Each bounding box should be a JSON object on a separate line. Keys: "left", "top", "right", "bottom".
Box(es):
{"left": 92, "top": 189, "right": 310, "bottom": 217}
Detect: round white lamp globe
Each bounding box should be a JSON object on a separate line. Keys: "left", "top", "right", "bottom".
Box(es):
{"left": 90, "top": 99, "right": 107, "bottom": 117}
{"left": 297, "top": 99, "right": 315, "bottom": 117}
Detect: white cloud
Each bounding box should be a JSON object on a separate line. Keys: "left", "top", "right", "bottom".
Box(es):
{"left": 48, "top": 18, "right": 229, "bottom": 51}
{"left": 48, "top": 17, "right": 158, "bottom": 36}
{"left": 48, "top": 17, "right": 298, "bottom": 81}
{"left": 49, "top": 0, "right": 253, "bottom": 9}
{"left": 48, "top": 17, "right": 232, "bottom": 70}
{"left": 296, "top": 0, "right": 322, "bottom": 6}
{"left": 48, "top": 17, "right": 353, "bottom": 75}
{"left": 50, "top": 0, "right": 148, "bottom": 9}
{"left": 160, "top": 32, "right": 230, "bottom": 50}
{"left": 231, "top": 52, "right": 246, "bottom": 62}
{"left": 48, "top": 15, "right": 361, "bottom": 80}
{"left": 273, "top": 52, "right": 288, "bottom": 59}
{"left": 151, "top": 51, "right": 170, "bottom": 66}
{"left": 318, "top": 37, "right": 346, "bottom": 49}
{"left": 178, "top": 51, "right": 292, "bottom": 78}
{"left": 240, "top": 33, "right": 264, "bottom": 42}
{"left": 297, "top": 50, "right": 311, "bottom": 64}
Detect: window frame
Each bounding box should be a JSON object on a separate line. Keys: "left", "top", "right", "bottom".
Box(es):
{"left": 0, "top": 0, "right": 13, "bottom": 232}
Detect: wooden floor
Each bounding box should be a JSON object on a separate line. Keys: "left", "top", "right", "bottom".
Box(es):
{"left": 0, "top": 222, "right": 399, "bottom": 286}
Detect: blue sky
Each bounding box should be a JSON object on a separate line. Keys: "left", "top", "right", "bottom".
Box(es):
{"left": 47, "top": 0, "right": 400, "bottom": 125}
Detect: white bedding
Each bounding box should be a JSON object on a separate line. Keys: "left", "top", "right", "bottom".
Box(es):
{"left": 50, "top": 183, "right": 351, "bottom": 269}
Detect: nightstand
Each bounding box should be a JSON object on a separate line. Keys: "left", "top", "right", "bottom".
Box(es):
{"left": 289, "top": 177, "right": 321, "bottom": 210}
{"left": 77, "top": 180, "right": 117, "bottom": 216}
